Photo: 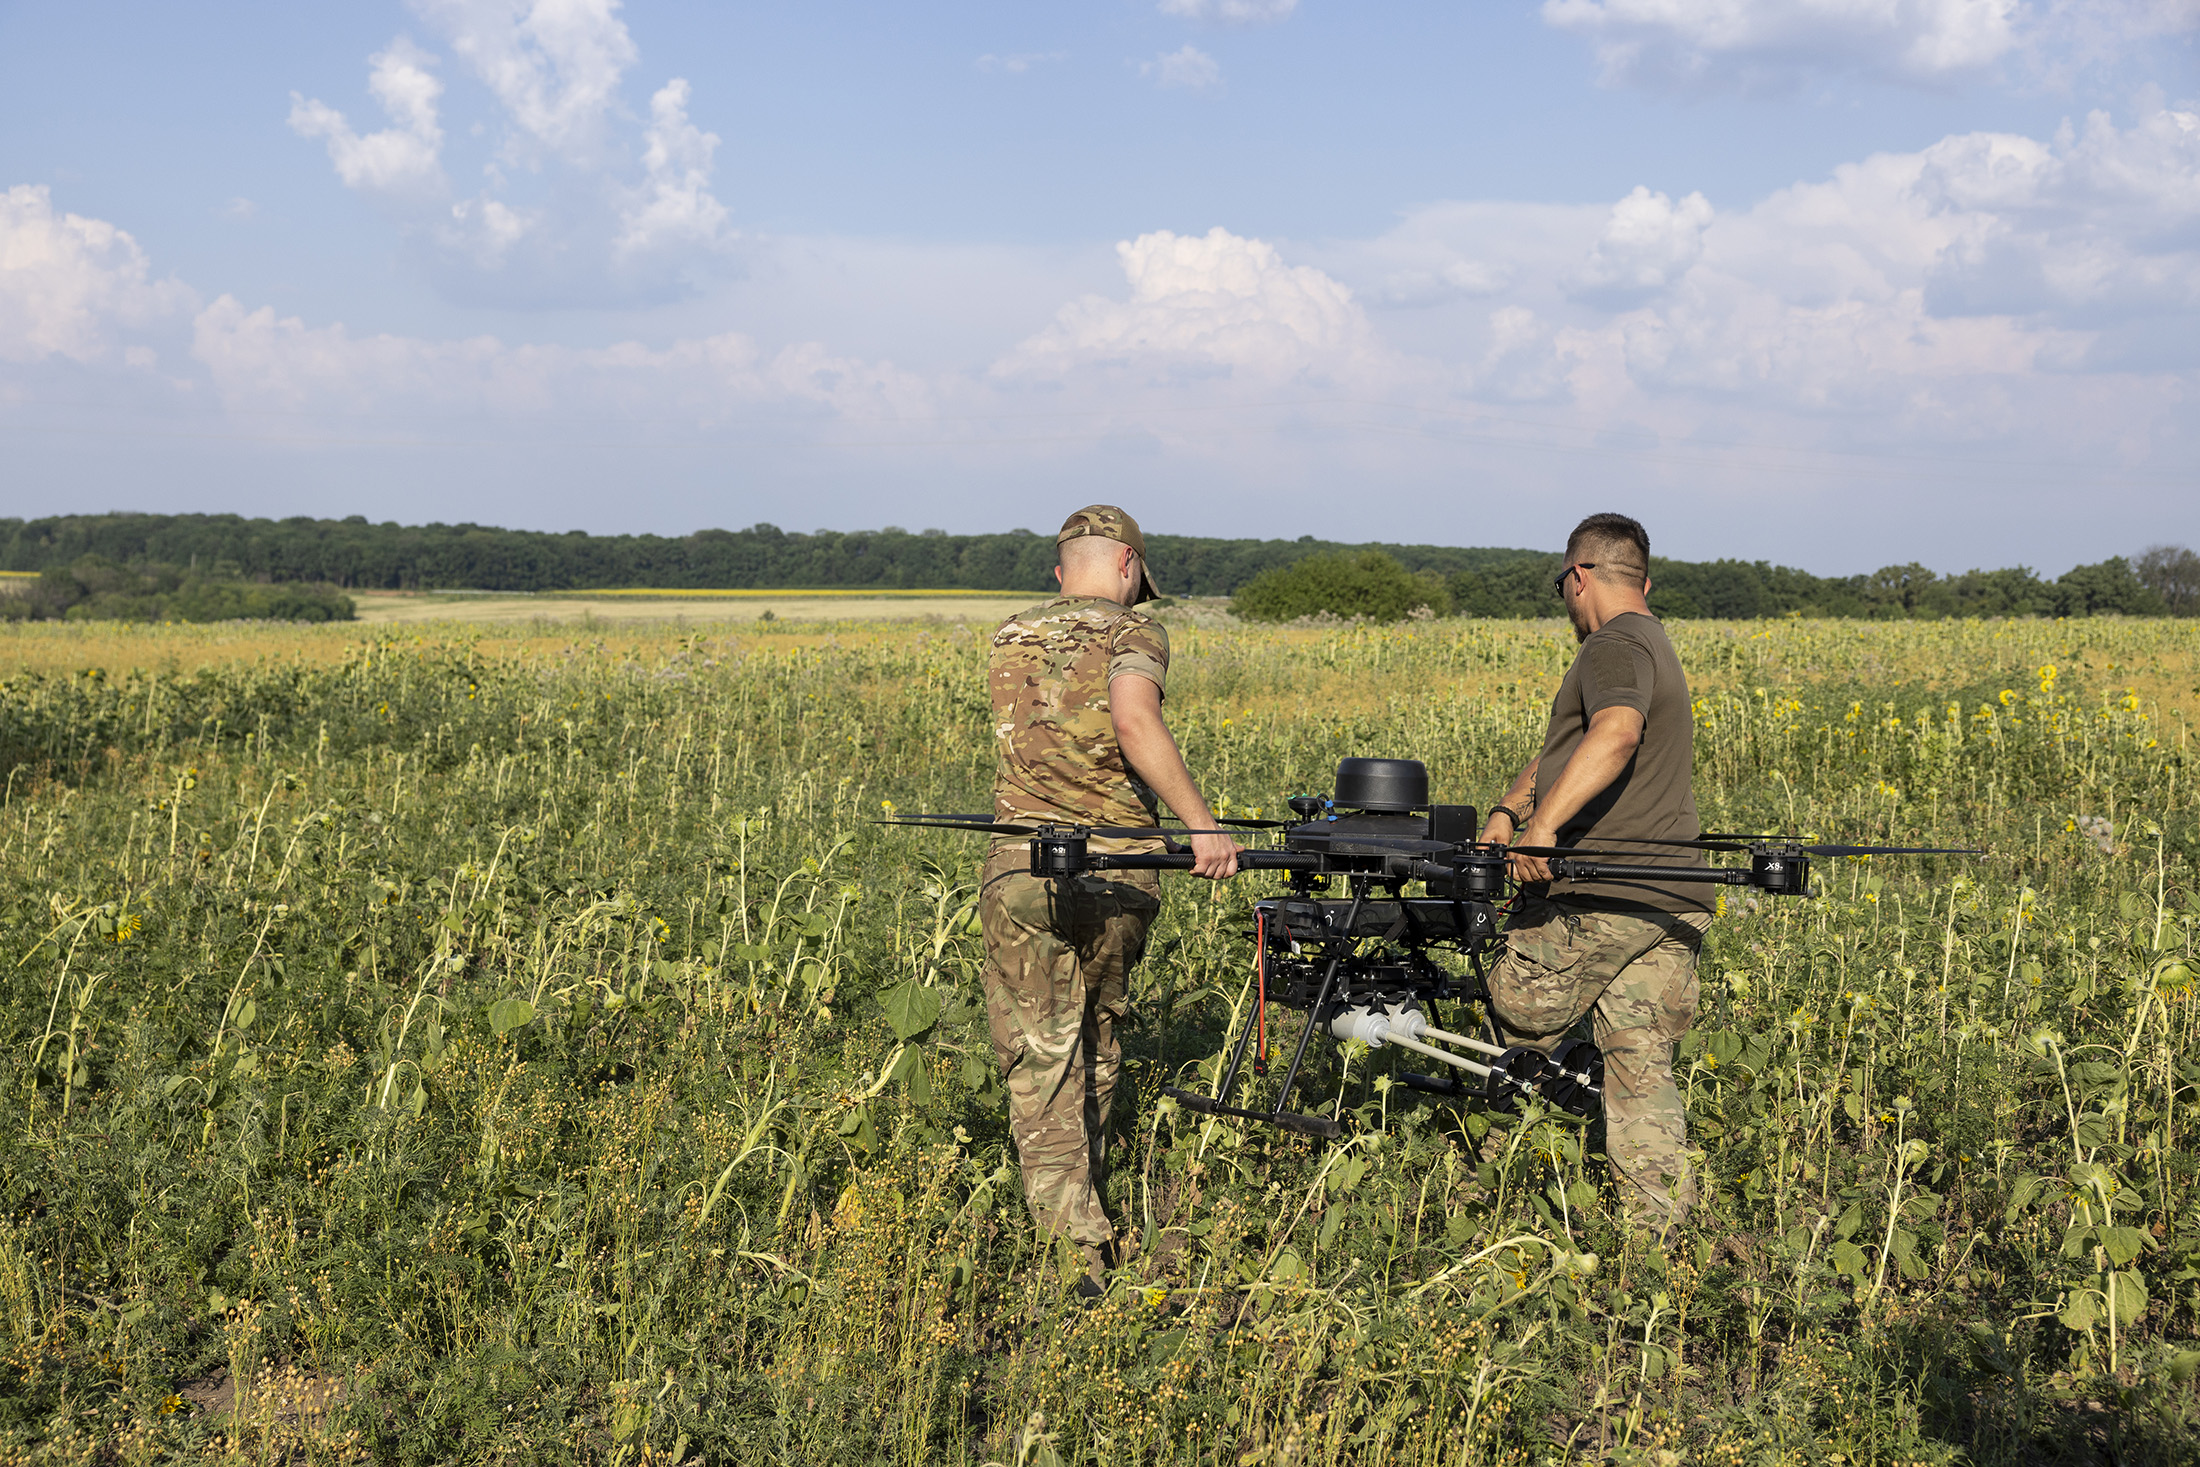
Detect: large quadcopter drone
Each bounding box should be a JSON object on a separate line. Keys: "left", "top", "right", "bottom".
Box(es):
{"left": 885, "top": 757, "right": 1973, "bottom": 1140}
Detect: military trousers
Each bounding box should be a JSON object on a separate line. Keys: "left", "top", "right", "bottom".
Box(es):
{"left": 1485, "top": 896, "right": 1708, "bottom": 1227}
{"left": 978, "top": 846, "right": 1162, "bottom": 1249}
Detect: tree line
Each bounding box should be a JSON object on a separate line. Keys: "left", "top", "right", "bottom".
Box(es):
{"left": 2, "top": 557, "right": 354, "bottom": 624}
{"left": 0, "top": 512, "right": 2192, "bottom": 618}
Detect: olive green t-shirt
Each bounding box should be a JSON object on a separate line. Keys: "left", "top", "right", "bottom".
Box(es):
{"left": 1532, "top": 611, "right": 1709, "bottom": 914}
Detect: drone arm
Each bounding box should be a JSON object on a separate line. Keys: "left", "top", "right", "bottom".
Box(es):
{"left": 1546, "top": 859, "right": 1749, "bottom": 886}
{"left": 1078, "top": 849, "right": 1323, "bottom": 872}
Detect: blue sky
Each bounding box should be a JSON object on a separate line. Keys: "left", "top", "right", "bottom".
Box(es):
{"left": 2, "top": 1, "right": 2196, "bottom": 572}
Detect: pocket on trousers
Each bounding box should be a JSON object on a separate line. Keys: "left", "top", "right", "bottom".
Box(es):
{"left": 996, "top": 872, "right": 1060, "bottom": 932}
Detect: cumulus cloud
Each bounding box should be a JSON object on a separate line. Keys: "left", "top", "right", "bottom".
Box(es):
{"left": 1143, "top": 46, "right": 1223, "bottom": 90}
{"left": 288, "top": 39, "right": 448, "bottom": 201}
{"left": 1000, "top": 227, "right": 1380, "bottom": 381}
{"left": 1549, "top": 103, "right": 2200, "bottom": 426}
{"left": 615, "top": 80, "right": 729, "bottom": 261}
{"left": 1545, "top": 0, "right": 2200, "bottom": 91}
{"left": 11, "top": 94, "right": 2200, "bottom": 561}
{"left": 412, "top": 0, "right": 636, "bottom": 162}
{"left": 0, "top": 185, "right": 195, "bottom": 365}
{"left": 1573, "top": 186, "right": 1715, "bottom": 304}
{"left": 1543, "top": 0, "right": 2020, "bottom": 89}
{"left": 1158, "top": 0, "right": 1298, "bottom": 21}
{"left": 288, "top": 1, "right": 732, "bottom": 305}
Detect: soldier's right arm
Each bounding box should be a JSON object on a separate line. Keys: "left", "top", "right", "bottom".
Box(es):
{"left": 1108, "top": 675, "right": 1241, "bottom": 879}
{"left": 1480, "top": 756, "right": 1539, "bottom": 846}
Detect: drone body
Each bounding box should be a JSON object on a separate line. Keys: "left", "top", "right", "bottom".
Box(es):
{"left": 883, "top": 755, "right": 1972, "bottom": 1140}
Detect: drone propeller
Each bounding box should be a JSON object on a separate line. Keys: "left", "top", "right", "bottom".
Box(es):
{"left": 1514, "top": 834, "right": 1981, "bottom": 858}
{"left": 1789, "top": 842, "right": 1984, "bottom": 858}
{"left": 875, "top": 817, "right": 1258, "bottom": 839}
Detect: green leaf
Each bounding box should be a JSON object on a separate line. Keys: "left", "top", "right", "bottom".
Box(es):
{"left": 1901, "top": 1189, "right": 1943, "bottom": 1221}
{"left": 959, "top": 1052, "right": 991, "bottom": 1092}
{"left": 1842, "top": 1093, "right": 1863, "bottom": 1123}
{"left": 488, "top": 997, "right": 535, "bottom": 1037}
{"left": 235, "top": 997, "right": 256, "bottom": 1030}
{"left": 405, "top": 1080, "right": 426, "bottom": 1118}
{"left": 887, "top": 1044, "right": 931, "bottom": 1104}
{"left": 2059, "top": 1287, "right": 2102, "bottom": 1333}
{"left": 1834, "top": 1200, "right": 1864, "bottom": 1241}
{"left": 2101, "top": 1225, "right": 2155, "bottom": 1267}
{"left": 2063, "top": 1225, "right": 2098, "bottom": 1259}
{"left": 1331, "top": 1154, "right": 1367, "bottom": 1196}
{"left": 1829, "top": 1240, "right": 1867, "bottom": 1280}
{"left": 2110, "top": 1270, "right": 2149, "bottom": 1325}
{"left": 877, "top": 980, "right": 943, "bottom": 1041}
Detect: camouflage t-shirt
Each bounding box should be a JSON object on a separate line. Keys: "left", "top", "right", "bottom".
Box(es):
{"left": 990, "top": 595, "right": 1170, "bottom": 840}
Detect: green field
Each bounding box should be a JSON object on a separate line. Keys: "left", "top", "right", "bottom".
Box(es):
{"left": 1, "top": 613, "right": 2196, "bottom": 1464}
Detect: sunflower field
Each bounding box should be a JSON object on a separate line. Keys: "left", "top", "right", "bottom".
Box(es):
{"left": 0, "top": 613, "right": 2195, "bottom": 1465}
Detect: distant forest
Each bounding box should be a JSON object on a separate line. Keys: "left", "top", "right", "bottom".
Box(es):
{"left": 2, "top": 512, "right": 2191, "bottom": 619}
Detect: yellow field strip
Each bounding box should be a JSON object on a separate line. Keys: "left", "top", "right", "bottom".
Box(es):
{"left": 568, "top": 586, "right": 1030, "bottom": 598}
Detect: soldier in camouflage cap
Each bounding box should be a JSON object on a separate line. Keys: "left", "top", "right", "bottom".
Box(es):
{"left": 1478, "top": 513, "right": 1711, "bottom": 1232}
{"left": 981, "top": 506, "right": 1240, "bottom": 1293}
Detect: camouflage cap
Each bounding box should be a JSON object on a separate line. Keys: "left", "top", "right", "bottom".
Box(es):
{"left": 1057, "top": 505, "right": 1162, "bottom": 604}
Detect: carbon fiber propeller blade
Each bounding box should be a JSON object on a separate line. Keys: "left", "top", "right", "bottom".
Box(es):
{"left": 876, "top": 818, "right": 1255, "bottom": 838}
{"left": 1795, "top": 843, "right": 1984, "bottom": 857}
{"left": 1529, "top": 834, "right": 1981, "bottom": 857}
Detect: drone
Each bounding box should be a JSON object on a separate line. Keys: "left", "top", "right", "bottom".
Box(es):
{"left": 883, "top": 757, "right": 1975, "bottom": 1140}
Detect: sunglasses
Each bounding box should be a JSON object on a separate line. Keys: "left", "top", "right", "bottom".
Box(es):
{"left": 1553, "top": 562, "right": 1597, "bottom": 598}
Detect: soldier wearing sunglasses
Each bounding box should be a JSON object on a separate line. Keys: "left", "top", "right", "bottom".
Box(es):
{"left": 1477, "top": 513, "right": 1711, "bottom": 1231}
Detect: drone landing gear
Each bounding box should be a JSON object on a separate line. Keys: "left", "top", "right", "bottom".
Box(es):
{"left": 1163, "top": 920, "right": 1351, "bottom": 1140}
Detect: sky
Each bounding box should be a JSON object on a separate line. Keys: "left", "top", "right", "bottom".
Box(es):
{"left": 1, "top": 1, "right": 2197, "bottom": 575}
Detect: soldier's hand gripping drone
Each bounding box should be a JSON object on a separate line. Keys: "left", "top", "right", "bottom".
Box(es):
{"left": 882, "top": 756, "right": 1976, "bottom": 1140}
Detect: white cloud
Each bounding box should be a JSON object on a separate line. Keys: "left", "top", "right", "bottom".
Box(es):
{"left": 1000, "top": 227, "right": 1380, "bottom": 380}
{"left": 12, "top": 99, "right": 2200, "bottom": 566}
{"left": 410, "top": 0, "right": 636, "bottom": 162}
{"left": 615, "top": 80, "right": 730, "bottom": 261}
{"left": 975, "top": 52, "right": 1065, "bottom": 74}
{"left": 187, "top": 294, "right": 933, "bottom": 425}
{"left": 0, "top": 185, "right": 195, "bottom": 364}
{"left": 288, "top": 39, "right": 448, "bottom": 201}
{"left": 289, "top": 5, "right": 732, "bottom": 305}
{"left": 1158, "top": 0, "right": 1298, "bottom": 21}
{"left": 1573, "top": 186, "right": 1715, "bottom": 303}
{"left": 1142, "top": 45, "right": 1223, "bottom": 90}
{"left": 1544, "top": 0, "right": 2200, "bottom": 91}
{"left": 1543, "top": 0, "right": 2020, "bottom": 88}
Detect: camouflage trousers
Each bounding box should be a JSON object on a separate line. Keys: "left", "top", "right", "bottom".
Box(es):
{"left": 979, "top": 847, "right": 1162, "bottom": 1249}
{"left": 1486, "top": 897, "right": 1709, "bottom": 1227}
